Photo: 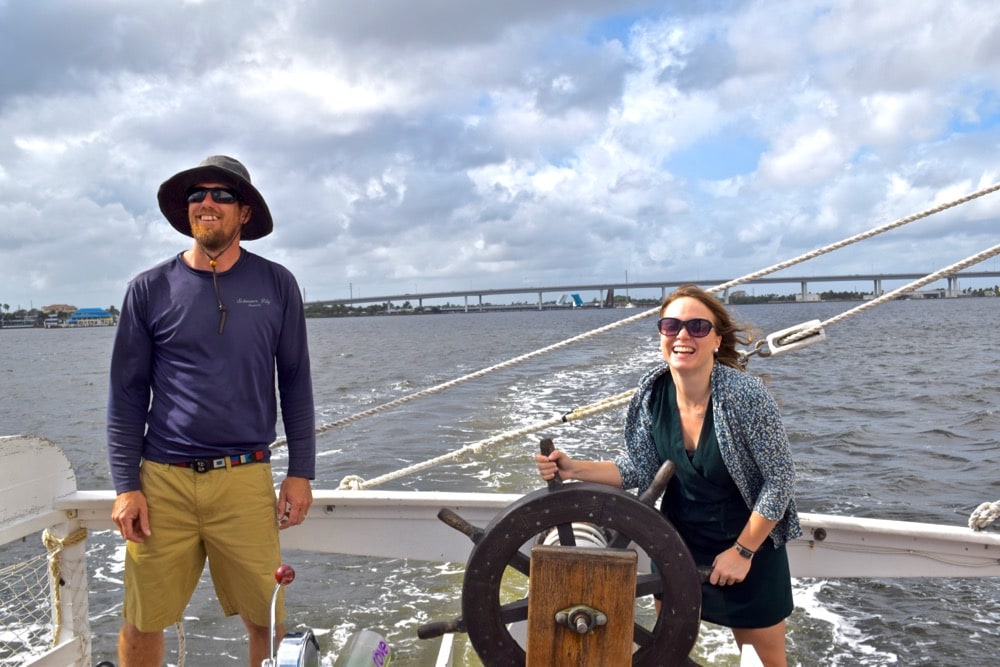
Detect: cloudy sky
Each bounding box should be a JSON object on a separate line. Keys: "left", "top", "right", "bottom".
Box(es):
{"left": 2, "top": 0, "right": 1000, "bottom": 311}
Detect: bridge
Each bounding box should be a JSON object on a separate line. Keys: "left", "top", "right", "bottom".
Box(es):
{"left": 309, "top": 271, "right": 1000, "bottom": 312}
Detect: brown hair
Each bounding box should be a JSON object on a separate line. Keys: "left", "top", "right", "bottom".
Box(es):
{"left": 659, "top": 284, "right": 752, "bottom": 370}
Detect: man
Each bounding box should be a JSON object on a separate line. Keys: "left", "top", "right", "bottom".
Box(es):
{"left": 107, "top": 155, "right": 316, "bottom": 666}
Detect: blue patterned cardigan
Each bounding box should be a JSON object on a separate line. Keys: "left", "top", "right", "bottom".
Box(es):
{"left": 614, "top": 362, "right": 802, "bottom": 548}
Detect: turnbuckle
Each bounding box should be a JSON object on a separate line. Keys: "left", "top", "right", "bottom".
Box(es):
{"left": 743, "top": 319, "right": 827, "bottom": 360}
{"left": 764, "top": 319, "right": 826, "bottom": 356}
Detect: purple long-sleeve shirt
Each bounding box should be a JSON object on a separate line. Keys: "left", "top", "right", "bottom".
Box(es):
{"left": 107, "top": 250, "right": 315, "bottom": 494}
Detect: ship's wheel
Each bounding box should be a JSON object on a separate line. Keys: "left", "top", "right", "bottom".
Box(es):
{"left": 418, "top": 440, "right": 704, "bottom": 666}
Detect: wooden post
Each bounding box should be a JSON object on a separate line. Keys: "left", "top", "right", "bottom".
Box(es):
{"left": 526, "top": 545, "right": 637, "bottom": 666}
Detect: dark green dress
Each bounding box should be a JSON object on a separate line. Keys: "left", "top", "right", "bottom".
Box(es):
{"left": 651, "top": 374, "right": 793, "bottom": 628}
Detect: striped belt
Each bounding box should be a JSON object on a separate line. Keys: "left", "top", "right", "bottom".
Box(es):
{"left": 172, "top": 450, "right": 267, "bottom": 473}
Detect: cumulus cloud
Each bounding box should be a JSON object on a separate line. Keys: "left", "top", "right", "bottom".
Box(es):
{"left": 1, "top": 0, "right": 999, "bottom": 310}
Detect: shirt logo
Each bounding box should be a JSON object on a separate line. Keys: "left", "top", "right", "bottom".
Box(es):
{"left": 236, "top": 298, "right": 271, "bottom": 308}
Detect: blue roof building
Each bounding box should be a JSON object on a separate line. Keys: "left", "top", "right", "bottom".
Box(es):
{"left": 67, "top": 308, "right": 115, "bottom": 327}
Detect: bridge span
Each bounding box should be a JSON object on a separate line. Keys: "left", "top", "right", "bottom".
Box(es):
{"left": 310, "top": 271, "right": 1000, "bottom": 312}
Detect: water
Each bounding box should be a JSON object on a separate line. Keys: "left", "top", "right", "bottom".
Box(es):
{"left": 1, "top": 299, "right": 998, "bottom": 665}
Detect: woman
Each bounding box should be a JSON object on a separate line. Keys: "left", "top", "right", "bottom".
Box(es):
{"left": 536, "top": 284, "right": 800, "bottom": 666}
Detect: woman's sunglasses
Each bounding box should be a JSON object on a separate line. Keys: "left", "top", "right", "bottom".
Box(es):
{"left": 187, "top": 187, "right": 241, "bottom": 205}
{"left": 657, "top": 317, "right": 715, "bottom": 338}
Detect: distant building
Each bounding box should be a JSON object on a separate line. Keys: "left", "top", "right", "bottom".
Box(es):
{"left": 42, "top": 304, "right": 77, "bottom": 314}
{"left": 910, "top": 289, "right": 947, "bottom": 299}
{"left": 67, "top": 308, "right": 115, "bottom": 327}
{"left": 0, "top": 317, "right": 36, "bottom": 329}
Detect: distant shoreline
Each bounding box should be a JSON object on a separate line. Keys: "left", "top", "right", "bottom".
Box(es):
{"left": 304, "top": 292, "right": 997, "bottom": 318}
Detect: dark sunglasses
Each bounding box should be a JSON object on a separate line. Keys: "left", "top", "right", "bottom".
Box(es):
{"left": 187, "top": 187, "right": 241, "bottom": 205}
{"left": 657, "top": 317, "right": 715, "bottom": 338}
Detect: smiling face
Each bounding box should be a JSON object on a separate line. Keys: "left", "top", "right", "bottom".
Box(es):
{"left": 660, "top": 296, "right": 723, "bottom": 374}
{"left": 187, "top": 181, "right": 250, "bottom": 254}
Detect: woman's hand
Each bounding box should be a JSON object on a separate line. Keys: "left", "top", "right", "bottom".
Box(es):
{"left": 535, "top": 449, "right": 572, "bottom": 481}
{"left": 535, "top": 450, "right": 624, "bottom": 487}
{"left": 709, "top": 545, "right": 753, "bottom": 586}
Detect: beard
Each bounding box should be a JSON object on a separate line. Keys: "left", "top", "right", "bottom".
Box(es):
{"left": 190, "top": 219, "right": 241, "bottom": 254}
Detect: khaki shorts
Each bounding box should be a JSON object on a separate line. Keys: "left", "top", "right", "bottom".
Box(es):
{"left": 123, "top": 459, "right": 283, "bottom": 632}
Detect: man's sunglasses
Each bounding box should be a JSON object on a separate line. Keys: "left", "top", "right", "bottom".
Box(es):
{"left": 657, "top": 317, "right": 715, "bottom": 338}
{"left": 187, "top": 187, "right": 242, "bottom": 205}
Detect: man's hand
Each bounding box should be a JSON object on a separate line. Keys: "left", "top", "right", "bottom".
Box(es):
{"left": 111, "top": 490, "right": 151, "bottom": 543}
{"left": 277, "top": 476, "right": 313, "bottom": 529}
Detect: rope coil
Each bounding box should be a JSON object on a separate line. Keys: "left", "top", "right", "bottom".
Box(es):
{"left": 969, "top": 501, "right": 1000, "bottom": 531}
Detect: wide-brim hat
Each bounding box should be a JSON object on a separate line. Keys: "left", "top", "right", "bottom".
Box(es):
{"left": 157, "top": 155, "right": 273, "bottom": 240}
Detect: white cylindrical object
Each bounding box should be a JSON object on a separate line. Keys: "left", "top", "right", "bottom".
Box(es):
{"left": 541, "top": 523, "right": 609, "bottom": 548}
{"left": 333, "top": 628, "right": 391, "bottom": 667}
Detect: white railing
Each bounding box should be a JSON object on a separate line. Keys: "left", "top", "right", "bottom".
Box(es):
{"left": 3, "top": 435, "right": 999, "bottom": 667}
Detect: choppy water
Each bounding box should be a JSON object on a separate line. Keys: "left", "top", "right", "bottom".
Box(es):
{"left": 1, "top": 298, "right": 998, "bottom": 665}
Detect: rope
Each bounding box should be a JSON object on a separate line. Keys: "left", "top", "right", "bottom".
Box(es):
{"left": 333, "top": 241, "right": 999, "bottom": 488}
{"left": 274, "top": 311, "right": 655, "bottom": 450}
{"left": 821, "top": 243, "right": 1000, "bottom": 327}
{"left": 759, "top": 242, "right": 1000, "bottom": 352}
{"left": 337, "top": 391, "right": 635, "bottom": 489}
{"left": 273, "top": 180, "right": 1000, "bottom": 451}
{"left": 176, "top": 622, "right": 187, "bottom": 667}
{"left": 969, "top": 501, "right": 1000, "bottom": 531}
{"left": 41, "top": 527, "right": 88, "bottom": 646}
{"left": 710, "top": 180, "right": 1000, "bottom": 294}
{"left": 338, "top": 236, "right": 999, "bottom": 488}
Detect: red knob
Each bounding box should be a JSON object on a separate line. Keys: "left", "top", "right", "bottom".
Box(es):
{"left": 274, "top": 564, "right": 295, "bottom": 586}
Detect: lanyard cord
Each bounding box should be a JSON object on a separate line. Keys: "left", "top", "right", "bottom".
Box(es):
{"left": 198, "top": 229, "right": 241, "bottom": 335}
